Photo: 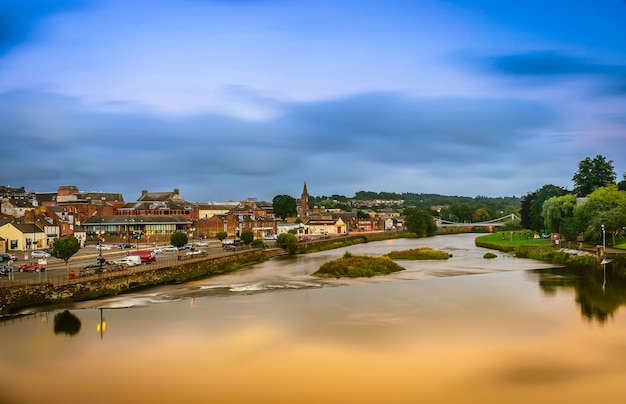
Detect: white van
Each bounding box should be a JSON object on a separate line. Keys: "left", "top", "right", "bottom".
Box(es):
{"left": 112, "top": 256, "right": 141, "bottom": 267}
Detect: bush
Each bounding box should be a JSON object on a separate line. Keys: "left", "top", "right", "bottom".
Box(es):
{"left": 251, "top": 239, "right": 265, "bottom": 249}
{"left": 313, "top": 255, "right": 405, "bottom": 278}
{"left": 386, "top": 247, "right": 451, "bottom": 260}
{"left": 483, "top": 252, "right": 497, "bottom": 259}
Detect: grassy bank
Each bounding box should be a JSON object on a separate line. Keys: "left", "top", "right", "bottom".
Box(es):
{"left": 386, "top": 247, "right": 451, "bottom": 260}
{"left": 475, "top": 233, "right": 598, "bottom": 266}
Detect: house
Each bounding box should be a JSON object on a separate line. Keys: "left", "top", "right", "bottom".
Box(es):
{"left": 305, "top": 217, "right": 347, "bottom": 235}
{"left": 81, "top": 215, "right": 193, "bottom": 244}
{"left": 116, "top": 189, "right": 198, "bottom": 222}
{"left": 0, "top": 222, "right": 46, "bottom": 252}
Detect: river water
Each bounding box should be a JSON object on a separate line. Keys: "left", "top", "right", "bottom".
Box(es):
{"left": 1, "top": 234, "right": 625, "bottom": 404}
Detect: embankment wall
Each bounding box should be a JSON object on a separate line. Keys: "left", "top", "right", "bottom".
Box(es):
{"left": 0, "top": 250, "right": 269, "bottom": 315}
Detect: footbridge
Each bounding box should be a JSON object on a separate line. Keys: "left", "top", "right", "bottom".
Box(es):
{"left": 437, "top": 214, "right": 520, "bottom": 228}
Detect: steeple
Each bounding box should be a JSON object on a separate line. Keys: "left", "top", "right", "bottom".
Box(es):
{"left": 300, "top": 181, "right": 309, "bottom": 216}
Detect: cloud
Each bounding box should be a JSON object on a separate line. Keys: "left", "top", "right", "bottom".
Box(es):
{"left": 465, "top": 51, "right": 626, "bottom": 98}
{"left": 0, "top": 89, "right": 573, "bottom": 201}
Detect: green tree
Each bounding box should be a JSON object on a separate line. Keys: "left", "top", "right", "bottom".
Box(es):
{"left": 541, "top": 194, "right": 576, "bottom": 234}
{"left": 276, "top": 232, "right": 299, "bottom": 255}
{"left": 472, "top": 208, "right": 491, "bottom": 222}
{"left": 449, "top": 203, "right": 473, "bottom": 223}
{"left": 572, "top": 155, "right": 616, "bottom": 197}
{"left": 52, "top": 235, "right": 80, "bottom": 278}
{"left": 272, "top": 194, "right": 297, "bottom": 219}
{"left": 577, "top": 185, "right": 626, "bottom": 244}
{"left": 170, "top": 231, "right": 188, "bottom": 248}
{"left": 617, "top": 172, "right": 626, "bottom": 192}
{"left": 521, "top": 184, "right": 568, "bottom": 232}
{"left": 404, "top": 208, "right": 437, "bottom": 237}
{"left": 240, "top": 230, "right": 254, "bottom": 246}
{"left": 216, "top": 231, "right": 228, "bottom": 241}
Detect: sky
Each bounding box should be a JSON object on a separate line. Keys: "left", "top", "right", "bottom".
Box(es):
{"left": 1, "top": 0, "right": 625, "bottom": 203}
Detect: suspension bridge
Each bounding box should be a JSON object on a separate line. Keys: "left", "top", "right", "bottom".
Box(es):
{"left": 437, "top": 213, "right": 520, "bottom": 228}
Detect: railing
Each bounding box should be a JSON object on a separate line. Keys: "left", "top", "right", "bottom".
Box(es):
{"left": 0, "top": 249, "right": 262, "bottom": 288}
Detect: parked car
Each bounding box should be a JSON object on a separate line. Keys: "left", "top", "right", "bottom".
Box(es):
{"left": 197, "top": 241, "right": 209, "bottom": 247}
{"left": 31, "top": 250, "right": 51, "bottom": 258}
{"left": 0, "top": 265, "right": 11, "bottom": 276}
{"left": 152, "top": 247, "right": 163, "bottom": 254}
{"left": 96, "top": 244, "right": 112, "bottom": 251}
{"left": 112, "top": 256, "right": 141, "bottom": 267}
{"left": 185, "top": 250, "right": 205, "bottom": 256}
{"left": 223, "top": 244, "right": 236, "bottom": 251}
{"left": 118, "top": 242, "right": 132, "bottom": 249}
{"left": 18, "top": 262, "right": 45, "bottom": 272}
{"left": 127, "top": 250, "right": 155, "bottom": 263}
{"left": 83, "top": 260, "right": 113, "bottom": 270}
{"left": 0, "top": 253, "right": 12, "bottom": 262}
{"left": 162, "top": 246, "right": 179, "bottom": 252}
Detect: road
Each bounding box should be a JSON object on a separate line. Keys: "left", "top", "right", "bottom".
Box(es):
{"left": 2, "top": 241, "right": 227, "bottom": 282}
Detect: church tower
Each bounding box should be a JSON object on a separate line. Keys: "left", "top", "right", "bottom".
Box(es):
{"left": 300, "top": 181, "right": 309, "bottom": 217}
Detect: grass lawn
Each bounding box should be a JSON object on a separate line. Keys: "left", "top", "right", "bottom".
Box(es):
{"left": 476, "top": 232, "right": 553, "bottom": 249}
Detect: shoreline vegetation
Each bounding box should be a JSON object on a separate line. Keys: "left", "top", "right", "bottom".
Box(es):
{"left": 475, "top": 232, "right": 600, "bottom": 266}
{"left": 312, "top": 246, "right": 451, "bottom": 279}
{"left": 313, "top": 252, "right": 405, "bottom": 278}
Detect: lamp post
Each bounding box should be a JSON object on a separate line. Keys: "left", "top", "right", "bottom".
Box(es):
{"left": 602, "top": 224, "right": 606, "bottom": 250}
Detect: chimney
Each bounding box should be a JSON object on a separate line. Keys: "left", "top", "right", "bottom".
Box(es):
{"left": 174, "top": 188, "right": 179, "bottom": 195}
{"left": 142, "top": 190, "right": 148, "bottom": 196}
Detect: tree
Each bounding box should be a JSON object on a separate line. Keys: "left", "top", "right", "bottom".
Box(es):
{"left": 572, "top": 155, "right": 616, "bottom": 197}
{"left": 521, "top": 184, "right": 568, "bottom": 232}
{"left": 618, "top": 172, "right": 626, "bottom": 192}
{"left": 272, "top": 194, "right": 297, "bottom": 219}
{"left": 449, "top": 203, "right": 473, "bottom": 223}
{"left": 404, "top": 208, "right": 437, "bottom": 237}
{"left": 216, "top": 231, "right": 228, "bottom": 241}
{"left": 541, "top": 194, "right": 576, "bottom": 234}
{"left": 52, "top": 235, "right": 80, "bottom": 278}
{"left": 575, "top": 185, "right": 626, "bottom": 243}
{"left": 170, "top": 231, "right": 188, "bottom": 248}
{"left": 240, "top": 230, "right": 254, "bottom": 246}
{"left": 276, "top": 232, "right": 298, "bottom": 255}
{"left": 472, "top": 208, "right": 491, "bottom": 222}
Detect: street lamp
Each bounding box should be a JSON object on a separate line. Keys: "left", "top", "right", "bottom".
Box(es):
{"left": 602, "top": 224, "right": 606, "bottom": 251}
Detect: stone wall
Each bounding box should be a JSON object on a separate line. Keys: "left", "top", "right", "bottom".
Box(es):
{"left": 0, "top": 249, "right": 269, "bottom": 315}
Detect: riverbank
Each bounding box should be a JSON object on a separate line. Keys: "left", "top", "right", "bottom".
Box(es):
{"left": 0, "top": 249, "right": 268, "bottom": 315}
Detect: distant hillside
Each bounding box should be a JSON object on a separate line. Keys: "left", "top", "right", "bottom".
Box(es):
{"left": 310, "top": 191, "right": 521, "bottom": 212}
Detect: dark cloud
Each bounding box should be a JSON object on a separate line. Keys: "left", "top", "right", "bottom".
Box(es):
{"left": 459, "top": 50, "right": 626, "bottom": 98}
{"left": 490, "top": 51, "right": 604, "bottom": 77}
{"left": 0, "top": 1, "right": 89, "bottom": 56}
{"left": 0, "top": 90, "right": 583, "bottom": 201}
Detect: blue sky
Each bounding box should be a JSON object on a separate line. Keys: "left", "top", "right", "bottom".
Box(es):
{"left": 1, "top": 0, "right": 625, "bottom": 203}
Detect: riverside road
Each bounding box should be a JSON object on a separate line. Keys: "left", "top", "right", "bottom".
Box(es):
{"left": 0, "top": 240, "right": 234, "bottom": 285}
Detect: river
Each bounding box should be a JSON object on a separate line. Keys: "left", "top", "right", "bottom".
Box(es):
{"left": 1, "top": 234, "right": 625, "bottom": 404}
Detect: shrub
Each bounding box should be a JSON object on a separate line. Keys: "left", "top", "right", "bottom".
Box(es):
{"left": 313, "top": 255, "right": 405, "bottom": 278}
{"left": 483, "top": 252, "right": 497, "bottom": 259}
{"left": 386, "top": 247, "right": 451, "bottom": 260}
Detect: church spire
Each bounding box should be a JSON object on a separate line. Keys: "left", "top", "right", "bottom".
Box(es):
{"left": 300, "top": 181, "right": 309, "bottom": 216}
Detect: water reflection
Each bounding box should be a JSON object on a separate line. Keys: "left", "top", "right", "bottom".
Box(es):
{"left": 53, "top": 309, "right": 81, "bottom": 336}
{"left": 531, "top": 258, "right": 626, "bottom": 324}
